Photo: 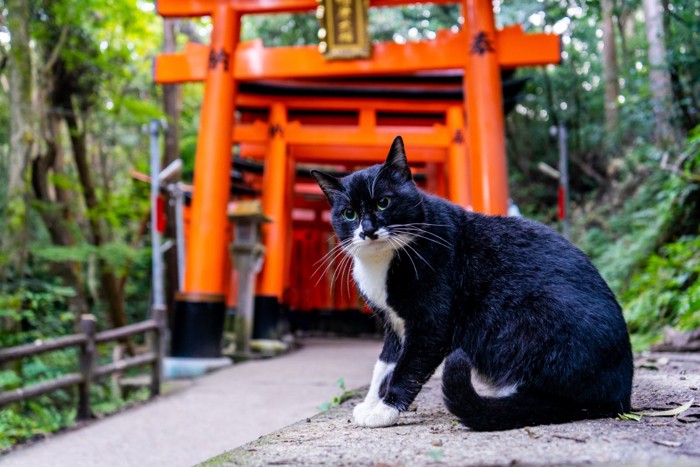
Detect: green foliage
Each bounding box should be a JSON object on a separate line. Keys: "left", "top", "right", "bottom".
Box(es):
{"left": 503, "top": 0, "right": 700, "bottom": 214}
{"left": 624, "top": 236, "right": 700, "bottom": 348}
{"left": 90, "top": 385, "right": 150, "bottom": 417}
{"left": 0, "top": 0, "right": 161, "bottom": 450}
{"left": 242, "top": 13, "right": 319, "bottom": 46}
{"left": 0, "top": 367, "right": 151, "bottom": 451}
{"left": 240, "top": 4, "right": 460, "bottom": 47}
{"left": 0, "top": 394, "right": 76, "bottom": 451}
{"left": 30, "top": 241, "right": 149, "bottom": 277}
{"left": 369, "top": 4, "right": 459, "bottom": 42}
{"left": 319, "top": 377, "right": 353, "bottom": 412}
{"left": 0, "top": 283, "right": 75, "bottom": 347}
{"left": 577, "top": 128, "right": 700, "bottom": 349}
{"left": 664, "top": 1, "right": 700, "bottom": 133}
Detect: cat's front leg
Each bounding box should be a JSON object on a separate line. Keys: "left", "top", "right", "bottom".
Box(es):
{"left": 352, "top": 360, "right": 396, "bottom": 422}
{"left": 357, "top": 333, "right": 445, "bottom": 428}
{"left": 353, "top": 329, "right": 400, "bottom": 425}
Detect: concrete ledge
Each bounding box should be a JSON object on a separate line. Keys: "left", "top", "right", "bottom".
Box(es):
{"left": 201, "top": 353, "right": 700, "bottom": 466}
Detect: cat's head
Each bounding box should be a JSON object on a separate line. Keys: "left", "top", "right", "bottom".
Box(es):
{"left": 311, "top": 136, "right": 424, "bottom": 257}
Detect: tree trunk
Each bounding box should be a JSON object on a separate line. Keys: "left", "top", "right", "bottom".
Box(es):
{"left": 601, "top": 0, "right": 620, "bottom": 143}
{"left": 6, "top": 0, "right": 33, "bottom": 202}
{"left": 162, "top": 18, "right": 182, "bottom": 320}
{"left": 662, "top": 0, "right": 693, "bottom": 135}
{"left": 64, "top": 107, "right": 127, "bottom": 329}
{"left": 4, "top": 0, "right": 34, "bottom": 277}
{"left": 30, "top": 113, "right": 91, "bottom": 320}
{"left": 163, "top": 20, "right": 181, "bottom": 167}
{"left": 642, "top": 0, "right": 676, "bottom": 145}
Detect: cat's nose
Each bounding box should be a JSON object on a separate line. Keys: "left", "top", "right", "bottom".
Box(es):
{"left": 360, "top": 229, "right": 378, "bottom": 240}
{"left": 360, "top": 222, "right": 378, "bottom": 240}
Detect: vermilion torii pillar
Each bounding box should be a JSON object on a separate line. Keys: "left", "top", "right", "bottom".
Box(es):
{"left": 170, "top": 3, "right": 239, "bottom": 358}
{"left": 462, "top": 0, "right": 509, "bottom": 214}
{"left": 258, "top": 103, "right": 292, "bottom": 300}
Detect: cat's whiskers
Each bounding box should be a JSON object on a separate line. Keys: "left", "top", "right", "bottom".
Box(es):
{"left": 390, "top": 227, "right": 450, "bottom": 246}
{"left": 388, "top": 225, "right": 451, "bottom": 250}
{"left": 312, "top": 238, "right": 355, "bottom": 286}
{"left": 402, "top": 222, "right": 451, "bottom": 228}
{"left": 337, "top": 244, "right": 358, "bottom": 299}
{"left": 386, "top": 235, "right": 419, "bottom": 280}
{"left": 344, "top": 251, "right": 355, "bottom": 300}
{"left": 390, "top": 221, "right": 450, "bottom": 236}
{"left": 398, "top": 239, "right": 436, "bottom": 272}
{"left": 329, "top": 243, "right": 356, "bottom": 293}
{"left": 312, "top": 238, "right": 350, "bottom": 269}
{"left": 313, "top": 251, "right": 347, "bottom": 287}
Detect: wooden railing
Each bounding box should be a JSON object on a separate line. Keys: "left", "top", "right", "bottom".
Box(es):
{"left": 0, "top": 306, "right": 166, "bottom": 420}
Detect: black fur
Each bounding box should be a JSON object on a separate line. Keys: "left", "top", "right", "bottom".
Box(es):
{"left": 312, "top": 136, "right": 633, "bottom": 431}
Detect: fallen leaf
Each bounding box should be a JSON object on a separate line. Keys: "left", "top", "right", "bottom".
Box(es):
{"left": 643, "top": 398, "right": 694, "bottom": 417}
{"left": 652, "top": 440, "right": 682, "bottom": 448}
{"left": 638, "top": 364, "right": 659, "bottom": 371}
{"left": 618, "top": 412, "right": 643, "bottom": 421}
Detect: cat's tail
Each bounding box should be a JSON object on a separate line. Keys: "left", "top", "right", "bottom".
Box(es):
{"left": 442, "top": 349, "right": 613, "bottom": 431}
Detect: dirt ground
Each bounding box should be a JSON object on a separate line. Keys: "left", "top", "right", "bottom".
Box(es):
{"left": 205, "top": 352, "right": 700, "bottom": 466}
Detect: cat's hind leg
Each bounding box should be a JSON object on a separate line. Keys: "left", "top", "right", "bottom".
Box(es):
{"left": 442, "top": 348, "right": 607, "bottom": 431}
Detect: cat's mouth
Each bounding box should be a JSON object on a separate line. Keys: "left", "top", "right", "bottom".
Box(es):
{"left": 351, "top": 228, "right": 412, "bottom": 256}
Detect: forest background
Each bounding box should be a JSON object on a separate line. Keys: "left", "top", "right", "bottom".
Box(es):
{"left": 1, "top": 0, "right": 699, "bottom": 449}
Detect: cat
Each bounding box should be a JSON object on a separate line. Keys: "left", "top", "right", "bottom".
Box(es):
{"left": 310, "top": 136, "right": 633, "bottom": 431}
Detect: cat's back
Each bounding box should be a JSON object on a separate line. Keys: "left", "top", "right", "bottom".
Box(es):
{"left": 457, "top": 212, "right": 603, "bottom": 286}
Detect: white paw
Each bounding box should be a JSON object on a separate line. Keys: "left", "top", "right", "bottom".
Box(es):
{"left": 354, "top": 401, "right": 400, "bottom": 428}
{"left": 353, "top": 399, "right": 377, "bottom": 422}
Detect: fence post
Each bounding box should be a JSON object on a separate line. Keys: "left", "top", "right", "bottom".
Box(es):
{"left": 557, "top": 122, "right": 570, "bottom": 240}
{"left": 151, "top": 305, "right": 166, "bottom": 397}
{"left": 77, "top": 314, "right": 97, "bottom": 421}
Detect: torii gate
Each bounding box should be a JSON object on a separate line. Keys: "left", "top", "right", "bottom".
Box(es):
{"left": 154, "top": 0, "right": 560, "bottom": 357}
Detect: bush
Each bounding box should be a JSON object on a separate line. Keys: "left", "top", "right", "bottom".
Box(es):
{"left": 576, "top": 128, "right": 700, "bottom": 350}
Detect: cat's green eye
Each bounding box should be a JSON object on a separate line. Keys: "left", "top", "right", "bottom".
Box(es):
{"left": 342, "top": 208, "right": 357, "bottom": 221}
{"left": 377, "top": 197, "right": 391, "bottom": 211}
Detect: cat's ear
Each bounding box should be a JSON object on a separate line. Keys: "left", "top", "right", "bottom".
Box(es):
{"left": 384, "top": 136, "right": 412, "bottom": 181}
{"left": 310, "top": 170, "right": 343, "bottom": 205}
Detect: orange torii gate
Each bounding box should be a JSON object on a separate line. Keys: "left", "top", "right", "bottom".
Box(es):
{"left": 154, "top": 0, "right": 560, "bottom": 356}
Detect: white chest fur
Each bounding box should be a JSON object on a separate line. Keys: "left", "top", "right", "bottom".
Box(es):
{"left": 353, "top": 252, "right": 406, "bottom": 341}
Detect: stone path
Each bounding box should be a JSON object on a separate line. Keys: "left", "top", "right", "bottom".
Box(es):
{"left": 1, "top": 338, "right": 382, "bottom": 467}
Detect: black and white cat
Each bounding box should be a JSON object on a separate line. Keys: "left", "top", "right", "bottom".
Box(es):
{"left": 311, "top": 136, "right": 633, "bottom": 431}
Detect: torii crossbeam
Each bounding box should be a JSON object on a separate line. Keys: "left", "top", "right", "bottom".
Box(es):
{"left": 154, "top": 0, "right": 560, "bottom": 357}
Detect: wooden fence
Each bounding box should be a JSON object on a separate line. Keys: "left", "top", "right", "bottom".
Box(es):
{"left": 0, "top": 306, "right": 166, "bottom": 420}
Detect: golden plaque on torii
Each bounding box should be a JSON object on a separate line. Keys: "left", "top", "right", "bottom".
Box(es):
{"left": 316, "top": 0, "right": 370, "bottom": 60}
